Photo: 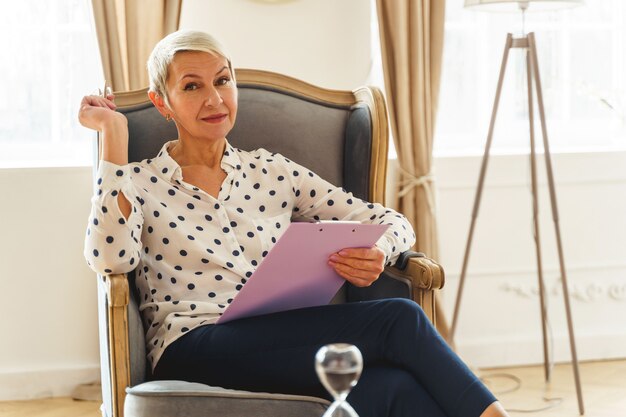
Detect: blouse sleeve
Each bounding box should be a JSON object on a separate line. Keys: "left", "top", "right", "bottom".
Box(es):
{"left": 84, "top": 161, "right": 144, "bottom": 275}
{"left": 285, "top": 156, "right": 416, "bottom": 266}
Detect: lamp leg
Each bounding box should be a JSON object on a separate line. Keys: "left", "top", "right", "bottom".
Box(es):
{"left": 528, "top": 32, "right": 585, "bottom": 416}
{"left": 526, "top": 48, "right": 551, "bottom": 384}
{"left": 450, "top": 34, "right": 514, "bottom": 342}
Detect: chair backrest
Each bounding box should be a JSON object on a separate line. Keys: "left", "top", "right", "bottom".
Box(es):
{"left": 100, "top": 68, "right": 389, "bottom": 388}
{"left": 112, "top": 69, "right": 389, "bottom": 203}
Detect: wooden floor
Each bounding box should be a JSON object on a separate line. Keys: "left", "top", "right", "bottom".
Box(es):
{"left": 481, "top": 359, "right": 626, "bottom": 416}
{"left": 0, "top": 397, "right": 101, "bottom": 417}
{"left": 0, "top": 360, "right": 624, "bottom": 416}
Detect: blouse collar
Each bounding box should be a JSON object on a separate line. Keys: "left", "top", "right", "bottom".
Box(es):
{"left": 150, "top": 139, "right": 241, "bottom": 183}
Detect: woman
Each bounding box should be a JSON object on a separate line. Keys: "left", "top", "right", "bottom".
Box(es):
{"left": 80, "top": 30, "right": 509, "bottom": 417}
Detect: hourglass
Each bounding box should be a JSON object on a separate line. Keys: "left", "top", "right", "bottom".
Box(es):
{"left": 315, "top": 343, "right": 363, "bottom": 417}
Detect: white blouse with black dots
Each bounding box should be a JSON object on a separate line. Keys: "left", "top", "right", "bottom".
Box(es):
{"left": 85, "top": 140, "right": 416, "bottom": 370}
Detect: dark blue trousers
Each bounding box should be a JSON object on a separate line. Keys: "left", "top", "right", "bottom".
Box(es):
{"left": 153, "top": 298, "right": 496, "bottom": 417}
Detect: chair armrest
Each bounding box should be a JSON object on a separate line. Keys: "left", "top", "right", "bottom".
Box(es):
{"left": 107, "top": 273, "right": 130, "bottom": 307}
{"left": 346, "top": 251, "right": 444, "bottom": 324}
{"left": 388, "top": 251, "right": 444, "bottom": 325}
{"left": 391, "top": 251, "right": 445, "bottom": 291}
{"left": 104, "top": 273, "right": 131, "bottom": 417}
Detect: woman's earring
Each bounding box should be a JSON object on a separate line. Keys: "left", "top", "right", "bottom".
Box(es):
{"left": 165, "top": 114, "right": 171, "bottom": 122}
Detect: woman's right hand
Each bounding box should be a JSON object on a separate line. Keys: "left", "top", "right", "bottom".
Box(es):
{"left": 79, "top": 92, "right": 132, "bottom": 218}
{"left": 79, "top": 92, "right": 129, "bottom": 165}
{"left": 78, "top": 93, "right": 127, "bottom": 132}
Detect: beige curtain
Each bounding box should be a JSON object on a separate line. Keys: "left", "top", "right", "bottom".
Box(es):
{"left": 92, "top": 0, "right": 182, "bottom": 91}
{"left": 376, "top": 0, "right": 451, "bottom": 342}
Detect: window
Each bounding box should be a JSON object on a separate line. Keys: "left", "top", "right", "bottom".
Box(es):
{"left": 435, "top": 0, "right": 626, "bottom": 156}
{"left": 0, "top": 0, "right": 102, "bottom": 168}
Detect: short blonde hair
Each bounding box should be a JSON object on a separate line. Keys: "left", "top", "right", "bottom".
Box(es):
{"left": 147, "top": 29, "right": 234, "bottom": 109}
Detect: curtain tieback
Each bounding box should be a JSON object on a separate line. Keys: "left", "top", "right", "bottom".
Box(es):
{"left": 397, "top": 167, "right": 435, "bottom": 214}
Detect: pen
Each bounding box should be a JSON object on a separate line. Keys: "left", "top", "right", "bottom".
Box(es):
{"left": 101, "top": 80, "right": 111, "bottom": 98}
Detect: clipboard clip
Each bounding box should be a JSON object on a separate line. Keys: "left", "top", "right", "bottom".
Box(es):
{"left": 315, "top": 220, "right": 361, "bottom": 224}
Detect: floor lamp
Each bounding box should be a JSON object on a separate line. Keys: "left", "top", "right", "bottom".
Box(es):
{"left": 450, "top": 1, "right": 585, "bottom": 415}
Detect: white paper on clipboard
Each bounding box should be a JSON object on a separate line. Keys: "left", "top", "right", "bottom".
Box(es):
{"left": 216, "top": 221, "right": 389, "bottom": 324}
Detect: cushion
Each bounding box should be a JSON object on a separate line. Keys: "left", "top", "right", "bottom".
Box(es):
{"left": 124, "top": 380, "right": 329, "bottom": 417}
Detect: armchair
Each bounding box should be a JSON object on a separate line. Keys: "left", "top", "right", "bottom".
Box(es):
{"left": 95, "top": 69, "right": 444, "bottom": 417}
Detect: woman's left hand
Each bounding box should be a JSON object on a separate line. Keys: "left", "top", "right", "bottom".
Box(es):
{"left": 328, "top": 246, "right": 386, "bottom": 287}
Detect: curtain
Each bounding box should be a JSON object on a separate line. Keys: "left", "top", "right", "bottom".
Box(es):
{"left": 376, "top": 0, "right": 452, "bottom": 343}
{"left": 91, "top": 0, "right": 182, "bottom": 91}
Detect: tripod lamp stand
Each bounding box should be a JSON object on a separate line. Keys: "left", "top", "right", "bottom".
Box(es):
{"left": 450, "top": 0, "right": 585, "bottom": 415}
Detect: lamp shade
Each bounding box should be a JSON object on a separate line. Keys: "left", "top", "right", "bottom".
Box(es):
{"left": 464, "top": 0, "right": 583, "bottom": 12}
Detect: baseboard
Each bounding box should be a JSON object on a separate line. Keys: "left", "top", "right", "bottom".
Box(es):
{"left": 0, "top": 366, "right": 100, "bottom": 401}
{"left": 456, "top": 331, "right": 626, "bottom": 369}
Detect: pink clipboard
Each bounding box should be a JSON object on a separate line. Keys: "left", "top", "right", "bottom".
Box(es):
{"left": 216, "top": 222, "right": 389, "bottom": 324}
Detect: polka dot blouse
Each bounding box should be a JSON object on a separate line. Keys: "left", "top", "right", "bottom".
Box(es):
{"left": 85, "top": 140, "right": 416, "bottom": 369}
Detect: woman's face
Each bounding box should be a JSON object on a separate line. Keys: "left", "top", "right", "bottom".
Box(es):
{"left": 164, "top": 51, "right": 237, "bottom": 144}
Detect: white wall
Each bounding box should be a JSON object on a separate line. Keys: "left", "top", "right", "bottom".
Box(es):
{"left": 433, "top": 151, "right": 626, "bottom": 368}
{"left": 0, "top": 167, "right": 99, "bottom": 400}
{"left": 180, "top": 0, "right": 372, "bottom": 90}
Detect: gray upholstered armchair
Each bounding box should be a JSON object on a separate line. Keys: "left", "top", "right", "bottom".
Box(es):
{"left": 95, "top": 69, "right": 444, "bottom": 417}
